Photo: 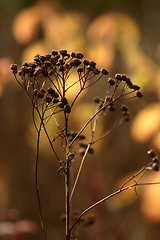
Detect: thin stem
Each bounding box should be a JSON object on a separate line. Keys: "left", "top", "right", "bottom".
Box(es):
{"left": 35, "top": 107, "right": 61, "bottom": 162}
{"left": 69, "top": 96, "right": 120, "bottom": 148}
{"left": 92, "top": 118, "right": 123, "bottom": 145}
{"left": 69, "top": 116, "right": 98, "bottom": 203}
{"left": 36, "top": 122, "right": 48, "bottom": 240}
{"left": 69, "top": 181, "right": 160, "bottom": 236}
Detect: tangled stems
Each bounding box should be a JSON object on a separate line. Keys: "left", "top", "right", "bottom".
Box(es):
{"left": 11, "top": 50, "right": 159, "bottom": 240}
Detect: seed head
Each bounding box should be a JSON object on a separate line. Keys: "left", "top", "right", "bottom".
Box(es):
{"left": 83, "top": 59, "right": 90, "bottom": 65}
{"left": 46, "top": 96, "right": 52, "bottom": 103}
{"left": 76, "top": 52, "right": 84, "bottom": 59}
{"left": 37, "top": 91, "right": 45, "bottom": 98}
{"left": 152, "top": 162, "right": 159, "bottom": 171}
{"left": 48, "top": 87, "right": 55, "bottom": 95}
{"left": 121, "top": 105, "right": 128, "bottom": 111}
{"left": 61, "top": 97, "right": 68, "bottom": 105}
{"left": 132, "top": 85, "right": 140, "bottom": 90}
{"left": 147, "top": 149, "right": 156, "bottom": 158}
{"left": 108, "top": 78, "right": 115, "bottom": 86}
{"left": 115, "top": 74, "right": 122, "bottom": 80}
{"left": 10, "top": 64, "right": 18, "bottom": 71}
{"left": 64, "top": 104, "right": 71, "bottom": 113}
{"left": 136, "top": 91, "right": 143, "bottom": 98}
{"left": 89, "top": 61, "right": 96, "bottom": 68}
{"left": 101, "top": 68, "right": 109, "bottom": 75}
{"left": 60, "top": 50, "right": 67, "bottom": 56}
{"left": 51, "top": 50, "right": 58, "bottom": 56}
{"left": 93, "top": 68, "right": 100, "bottom": 75}
{"left": 71, "top": 52, "right": 76, "bottom": 58}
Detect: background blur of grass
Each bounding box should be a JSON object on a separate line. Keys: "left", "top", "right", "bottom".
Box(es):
{"left": 0, "top": 0, "right": 160, "bottom": 239}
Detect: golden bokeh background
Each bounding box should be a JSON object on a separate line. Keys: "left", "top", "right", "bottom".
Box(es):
{"left": 0, "top": 0, "right": 160, "bottom": 239}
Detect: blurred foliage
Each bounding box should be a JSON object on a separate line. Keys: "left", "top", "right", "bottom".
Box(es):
{"left": 0, "top": 0, "right": 160, "bottom": 239}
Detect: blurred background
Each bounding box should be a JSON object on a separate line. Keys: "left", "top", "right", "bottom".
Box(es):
{"left": 0, "top": 0, "right": 160, "bottom": 239}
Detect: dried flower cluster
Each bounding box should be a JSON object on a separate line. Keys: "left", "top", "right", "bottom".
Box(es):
{"left": 11, "top": 50, "right": 159, "bottom": 240}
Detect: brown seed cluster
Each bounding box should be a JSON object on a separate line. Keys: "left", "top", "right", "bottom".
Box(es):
{"left": 147, "top": 149, "right": 160, "bottom": 171}
{"left": 10, "top": 50, "right": 110, "bottom": 115}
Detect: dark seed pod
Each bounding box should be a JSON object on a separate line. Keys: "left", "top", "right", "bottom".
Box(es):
{"left": 152, "top": 162, "right": 159, "bottom": 171}
{"left": 18, "top": 70, "right": 22, "bottom": 76}
{"left": 40, "top": 88, "right": 45, "bottom": 93}
{"left": 126, "top": 78, "right": 133, "bottom": 88}
{"left": 58, "top": 59, "right": 65, "bottom": 65}
{"left": 64, "top": 104, "right": 71, "bottom": 113}
{"left": 86, "top": 65, "right": 92, "bottom": 71}
{"left": 78, "top": 134, "right": 86, "bottom": 140}
{"left": 45, "top": 54, "right": 51, "bottom": 60}
{"left": 59, "top": 66, "right": 65, "bottom": 72}
{"left": 44, "top": 61, "right": 52, "bottom": 68}
{"left": 93, "top": 68, "right": 100, "bottom": 75}
{"left": 40, "top": 55, "right": 46, "bottom": 62}
{"left": 147, "top": 149, "right": 156, "bottom": 158}
{"left": 132, "top": 85, "right": 140, "bottom": 90}
{"left": 52, "top": 92, "right": 59, "bottom": 98}
{"left": 48, "top": 87, "right": 55, "bottom": 95}
{"left": 12, "top": 69, "right": 18, "bottom": 74}
{"left": 93, "top": 97, "right": 100, "bottom": 103}
{"left": 74, "top": 59, "right": 81, "bottom": 66}
{"left": 59, "top": 102, "right": 64, "bottom": 108}
{"left": 64, "top": 54, "right": 70, "bottom": 60}
{"left": 46, "top": 96, "right": 52, "bottom": 103}
{"left": 152, "top": 157, "right": 159, "bottom": 164}
{"left": 115, "top": 73, "right": 122, "bottom": 80}
{"left": 34, "top": 54, "right": 40, "bottom": 62}
{"left": 121, "top": 74, "right": 128, "bottom": 81}
{"left": 108, "top": 105, "right": 115, "bottom": 111}
{"left": 70, "top": 59, "right": 81, "bottom": 67}
{"left": 124, "top": 115, "right": 130, "bottom": 121}
{"left": 108, "top": 78, "right": 115, "bottom": 86}
{"left": 136, "top": 91, "right": 143, "bottom": 98}
{"left": 83, "top": 59, "right": 90, "bottom": 65}
{"left": 22, "top": 61, "right": 29, "bottom": 67}
{"left": 55, "top": 54, "right": 60, "bottom": 60}
{"left": 53, "top": 98, "right": 59, "bottom": 104}
{"left": 76, "top": 52, "right": 84, "bottom": 59}
{"left": 79, "top": 143, "right": 88, "bottom": 148}
{"left": 10, "top": 64, "right": 18, "bottom": 70}
{"left": 37, "top": 91, "right": 44, "bottom": 98}
{"left": 65, "top": 63, "right": 70, "bottom": 69}
{"left": 29, "top": 62, "right": 37, "bottom": 68}
{"left": 101, "top": 68, "right": 109, "bottom": 75}
{"left": 71, "top": 52, "right": 76, "bottom": 58}
{"left": 61, "top": 97, "right": 68, "bottom": 105}
{"left": 51, "top": 50, "right": 58, "bottom": 56}
{"left": 89, "top": 60, "right": 96, "bottom": 67}
{"left": 50, "top": 56, "right": 57, "bottom": 63}
{"left": 33, "top": 89, "right": 38, "bottom": 96}
{"left": 60, "top": 50, "right": 67, "bottom": 56}
{"left": 88, "top": 147, "right": 94, "bottom": 154}
{"left": 121, "top": 105, "right": 128, "bottom": 111}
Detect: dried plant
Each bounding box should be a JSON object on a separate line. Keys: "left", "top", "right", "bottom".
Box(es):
{"left": 11, "top": 50, "right": 159, "bottom": 240}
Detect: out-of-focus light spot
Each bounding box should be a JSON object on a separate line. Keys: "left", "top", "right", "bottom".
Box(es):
{"left": 21, "top": 41, "right": 47, "bottom": 62}
{"left": 152, "top": 131, "right": 160, "bottom": 150}
{"left": 88, "top": 12, "right": 140, "bottom": 46}
{"left": 0, "top": 58, "right": 12, "bottom": 96}
{"left": 87, "top": 43, "right": 114, "bottom": 69}
{"left": 141, "top": 173, "right": 160, "bottom": 223}
{"left": 12, "top": 2, "right": 50, "bottom": 44}
{"left": 131, "top": 103, "right": 160, "bottom": 143}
